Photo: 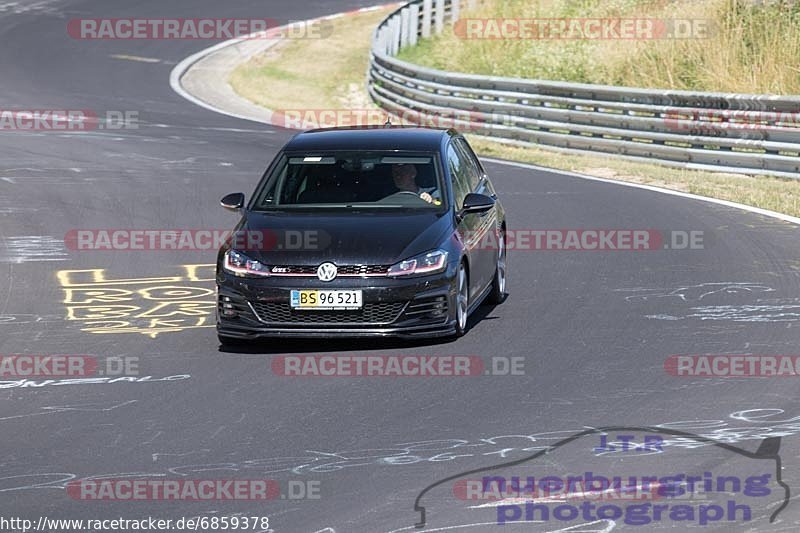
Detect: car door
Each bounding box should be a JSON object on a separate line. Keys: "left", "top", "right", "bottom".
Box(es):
{"left": 454, "top": 137, "right": 498, "bottom": 293}
{"left": 447, "top": 139, "right": 491, "bottom": 300}
{"left": 446, "top": 141, "right": 479, "bottom": 298}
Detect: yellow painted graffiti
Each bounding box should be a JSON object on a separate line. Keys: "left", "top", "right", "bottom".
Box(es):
{"left": 57, "top": 264, "right": 216, "bottom": 338}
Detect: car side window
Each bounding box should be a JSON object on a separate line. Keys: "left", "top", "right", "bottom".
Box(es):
{"left": 454, "top": 138, "right": 482, "bottom": 190}
{"left": 446, "top": 143, "right": 470, "bottom": 208}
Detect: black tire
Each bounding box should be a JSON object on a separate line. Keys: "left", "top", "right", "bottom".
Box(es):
{"left": 486, "top": 229, "right": 507, "bottom": 305}
{"left": 453, "top": 262, "right": 469, "bottom": 337}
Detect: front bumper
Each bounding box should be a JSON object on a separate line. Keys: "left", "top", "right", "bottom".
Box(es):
{"left": 216, "top": 264, "right": 458, "bottom": 339}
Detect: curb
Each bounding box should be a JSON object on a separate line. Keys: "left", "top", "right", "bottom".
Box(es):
{"left": 169, "top": 4, "right": 400, "bottom": 127}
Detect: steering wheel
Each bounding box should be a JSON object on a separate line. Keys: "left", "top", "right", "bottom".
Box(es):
{"left": 380, "top": 190, "right": 427, "bottom": 203}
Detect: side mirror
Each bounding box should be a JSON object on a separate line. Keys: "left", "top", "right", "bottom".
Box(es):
{"left": 460, "top": 193, "right": 495, "bottom": 215}
{"left": 220, "top": 192, "right": 245, "bottom": 211}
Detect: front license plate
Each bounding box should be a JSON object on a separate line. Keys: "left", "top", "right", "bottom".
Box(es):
{"left": 290, "top": 290, "right": 363, "bottom": 310}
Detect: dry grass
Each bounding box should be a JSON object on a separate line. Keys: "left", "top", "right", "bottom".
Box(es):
{"left": 229, "top": 8, "right": 393, "bottom": 112}
{"left": 399, "top": 0, "right": 800, "bottom": 93}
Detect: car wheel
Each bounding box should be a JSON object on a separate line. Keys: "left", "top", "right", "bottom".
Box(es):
{"left": 218, "top": 334, "right": 250, "bottom": 347}
{"left": 454, "top": 262, "right": 469, "bottom": 337}
{"left": 486, "top": 229, "right": 507, "bottom": 305}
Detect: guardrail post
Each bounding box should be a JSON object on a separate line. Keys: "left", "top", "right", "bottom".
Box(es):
{"left": 434, "top": 0, "right": 445, "bottom": 34}
{"left": 400, "top": 8, "right": 410, "bottom": 49}
{"left": 421, "top": 0, "right": 432, "bottom": 38}
{"left": 390, "top": 15, "right": 401, "bottom": 56}
{"left": 409, "top": 4, "right": 420, "bottom": 46}
{"left": 378, "top": 27, "right": 388, "bottom": 55}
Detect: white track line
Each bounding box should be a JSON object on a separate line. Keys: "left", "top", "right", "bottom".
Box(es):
{"left": 482, "top": 157, "right": 800, "bottom": 226}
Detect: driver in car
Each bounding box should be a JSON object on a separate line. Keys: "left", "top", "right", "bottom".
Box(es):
{"left": 391, "top": 163, "right": 437, "bottom": 203}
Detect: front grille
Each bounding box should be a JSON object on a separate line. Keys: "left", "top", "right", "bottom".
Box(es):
{"left": 249, "top": 301, "right": 406, "bottom": 325}
{"left": 339, "top": 265, "right": 390, "bottom": 275}
{"left": 270, "top": 264, "right": 389, "bottom": 276}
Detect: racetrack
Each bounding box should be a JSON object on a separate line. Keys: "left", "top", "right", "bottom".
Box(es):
{"left": 2, "top": 1, "right": 800, "bottom": 531}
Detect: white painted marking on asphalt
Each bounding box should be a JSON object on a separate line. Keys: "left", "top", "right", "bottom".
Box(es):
{"left": 0, "top": 400, "right": 138, "bottom": 424}
{"left": 0, "top": 236, "right": 68, "bottom": 263}
{"left": 0, "top": 375, "right": 191, "bottom": 388}
{"left": 110, "top": 54, "right": 162, "bottom": 64}
{"left": 149, "top": 123, "right": 271, "bottom": 134}
{"left": 661, "top": 304, "right": 800, "bottom": 322}
{"left": 482, "top": 157, "right": 800, "bottom": 226}
{"left": 616, "top": 282, "right": 776, "bottom": 302}
{"left": 384, "top": 519, "right": 615, "bottom": 532}
{"left": 0, "top": 0, "right": 60, "bottom": 15}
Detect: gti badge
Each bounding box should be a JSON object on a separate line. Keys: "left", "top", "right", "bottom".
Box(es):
{"left": 317, "top": 262, "right": 337, "bottom": 282}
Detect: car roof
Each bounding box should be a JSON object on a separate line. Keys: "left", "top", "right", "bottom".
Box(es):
{"left": 282, "top": 126, "right": 456, "bottom": 153}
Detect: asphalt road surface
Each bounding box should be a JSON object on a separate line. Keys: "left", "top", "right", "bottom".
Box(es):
{"left": 1, "top": 1, "right": 800, "bottom": 532}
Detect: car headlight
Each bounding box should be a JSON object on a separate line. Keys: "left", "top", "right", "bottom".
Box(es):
{"left": 223, "top": 250, "right": 271, "bottom": 277}
{"left": 388, "top": 249, "right": 448, "bottom": 277}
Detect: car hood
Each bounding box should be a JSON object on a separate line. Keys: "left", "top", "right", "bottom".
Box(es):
{"left": 239, "top": 210, "right": 451, "bottom": 266}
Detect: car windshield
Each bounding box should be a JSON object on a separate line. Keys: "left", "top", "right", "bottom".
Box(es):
{"left": 251, "top": 151, "right": 445, "bottom": 211}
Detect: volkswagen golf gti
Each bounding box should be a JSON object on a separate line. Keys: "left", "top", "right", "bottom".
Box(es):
{"left": 215, "top": 127, "right": 507, "bottom": 344}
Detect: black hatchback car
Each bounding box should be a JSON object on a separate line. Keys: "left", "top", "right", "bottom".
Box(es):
{"left": 216, "top": 127, "right": 506, "bottom": 344}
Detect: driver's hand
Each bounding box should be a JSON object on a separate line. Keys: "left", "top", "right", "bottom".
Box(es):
{"left": 419, "top": 192, "right": 433, "bottom": 203}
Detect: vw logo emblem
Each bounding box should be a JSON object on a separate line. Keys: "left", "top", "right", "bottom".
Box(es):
{"left": 317, "top": 262, "right": 337, "bottom": 282}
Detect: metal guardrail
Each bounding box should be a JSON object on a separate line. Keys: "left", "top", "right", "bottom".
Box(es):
{"left": 368, "top": 0, "right": 800, "bottom": 179}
